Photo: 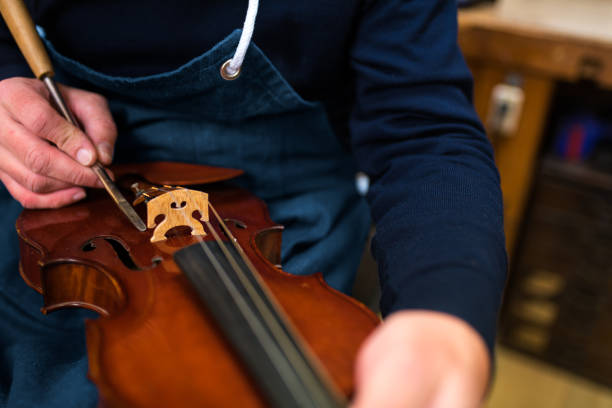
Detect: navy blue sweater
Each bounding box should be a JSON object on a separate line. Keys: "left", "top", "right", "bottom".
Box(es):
{"left": 0, "top": 0, "right": 507, "bottom": 352}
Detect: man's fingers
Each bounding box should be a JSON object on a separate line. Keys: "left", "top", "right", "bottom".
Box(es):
{"left": 0, "top": 77, "right": 113, "bottom": 209}
{"left": 350, "top": 311, "right": 490, "bottom": 408}
{"left": 430, "top": 375, "right": 481, "bottom": 408}
{"left": 352, "top": 369, "right": 431, "bottom": 408}
{"left": 0, "top": 145, "right": 74, "bottom": 193}
{"left": 0, "top": 77, "right": 98, "bottom": 166}
{"left": 0, "top": 113, "right": 101, "bottom": 188}
{"left": 351, "top": 325, "right": 435, "bottom": 408}
{"left": 0, "top": 170, "right": 86, "bottom": 209}
{"left": 62, "top": 85, "right": 117, "bottom": 165}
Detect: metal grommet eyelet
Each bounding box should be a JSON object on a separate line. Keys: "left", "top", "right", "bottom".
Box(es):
{"left": 220, "top": 59, "right": 241, "bottom": 81}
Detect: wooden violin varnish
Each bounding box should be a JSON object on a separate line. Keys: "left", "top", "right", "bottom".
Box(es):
{"left": 16, "top": 161, "right": 379, "bottom": 407}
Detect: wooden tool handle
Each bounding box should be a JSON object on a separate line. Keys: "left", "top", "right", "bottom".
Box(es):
{"left": 0, "top": 0, "right": 53, "bottom": 78}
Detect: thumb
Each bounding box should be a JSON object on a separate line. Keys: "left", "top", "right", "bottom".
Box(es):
{"left": 61, "top": 84, "right": 117, "bottom": 165}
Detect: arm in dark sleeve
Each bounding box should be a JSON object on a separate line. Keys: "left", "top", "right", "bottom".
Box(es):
{"left": 349, "top": 0, "right": 507, "bottom": 353}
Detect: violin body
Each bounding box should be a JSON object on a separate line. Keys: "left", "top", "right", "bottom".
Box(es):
{"left": 16, "top": 162, "right": 379, "bottom": 407}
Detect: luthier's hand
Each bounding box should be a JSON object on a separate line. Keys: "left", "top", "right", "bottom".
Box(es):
{"left": 0, "top": 77, "right": 116, "bottom": 208}
{"left": 352, "top": 310, "right": 490, "bottom": 408}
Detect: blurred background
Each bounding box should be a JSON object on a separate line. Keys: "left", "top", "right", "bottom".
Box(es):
{"left": 354, "top": 0, "right": 612, "bottom": 406}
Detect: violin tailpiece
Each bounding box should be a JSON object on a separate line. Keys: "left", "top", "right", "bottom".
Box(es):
{"left": 146, "top": 188, "right": 209, "bottom": 242}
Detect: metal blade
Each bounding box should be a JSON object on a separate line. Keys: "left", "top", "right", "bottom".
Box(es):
{"left": 92, "top": 163, "right": 147, "bottom": 231}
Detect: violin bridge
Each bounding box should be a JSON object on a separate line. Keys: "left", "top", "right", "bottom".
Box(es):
{"left": 145, "top": 188, "right": 209, "bottom": 243}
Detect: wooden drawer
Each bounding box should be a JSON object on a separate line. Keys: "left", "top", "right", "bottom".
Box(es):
{"left": 500, "top": 160, "right": 612, "bottom": 386}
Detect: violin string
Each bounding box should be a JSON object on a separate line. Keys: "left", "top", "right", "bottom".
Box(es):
{"left": 158, "top": 186, "right": 333, "bottom": 406}
{"left": 205, "top": 205, "right": 339, "bottom": 406}
{"left": 191, "top": 220, "right": 310, "bottom": 406}
{"left": 201, "top": 218, "right": 316, "bottom": 405}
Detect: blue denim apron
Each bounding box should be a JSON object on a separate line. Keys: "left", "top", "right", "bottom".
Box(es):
{"left": 0, "top": 29, "right": 369, "bottom": 407}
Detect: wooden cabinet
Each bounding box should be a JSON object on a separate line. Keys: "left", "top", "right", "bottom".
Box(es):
{"left": 499, "top": 159, "right": 612, "bottom": 386}
{"left": 458, "top": 0, "right": 612, "bottom": 255}
{"left": 460, "top": 0, "right": 612, "bottom": 382}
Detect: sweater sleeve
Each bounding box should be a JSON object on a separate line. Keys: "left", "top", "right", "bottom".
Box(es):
{"left": 349, "top": 0, "right": 507, "bottom": 353}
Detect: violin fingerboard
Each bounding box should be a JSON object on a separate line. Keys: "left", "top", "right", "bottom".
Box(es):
{"left": 174, "top": 242, "right": 345, "bottom": 408}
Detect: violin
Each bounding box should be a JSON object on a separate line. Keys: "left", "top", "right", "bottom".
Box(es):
{"left": 16, "top": 161, "right": 379, "bottom": 407}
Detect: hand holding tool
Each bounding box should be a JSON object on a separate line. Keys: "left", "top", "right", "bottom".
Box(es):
{"left": 0, "top": 0, "right": 146, "bottom": 231}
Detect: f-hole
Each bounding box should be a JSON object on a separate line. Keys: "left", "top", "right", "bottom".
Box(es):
{"left": 221, "top": 218, "right": 247, "bottom": 239}
{"left": 224, "top": 218, "right": 247, "bottom": 229}
{"left": 81, "top": 237, "right": 162, "bottom": 270}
